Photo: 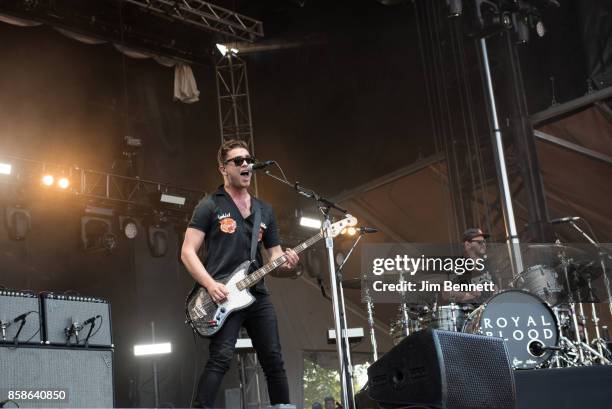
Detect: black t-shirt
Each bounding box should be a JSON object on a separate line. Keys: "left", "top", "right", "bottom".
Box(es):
{"left": 188, "top": 185, "right": 281, "bottom": 294}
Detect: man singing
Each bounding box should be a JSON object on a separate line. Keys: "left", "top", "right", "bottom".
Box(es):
{"left": 181, "top": 139, "right": 299, "bottom": 408}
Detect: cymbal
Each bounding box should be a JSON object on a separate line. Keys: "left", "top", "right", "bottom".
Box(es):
{"left": 525, "top": 244, "right": 587, "bottom": 260}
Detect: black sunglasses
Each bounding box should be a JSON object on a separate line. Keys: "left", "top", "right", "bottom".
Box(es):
{"left": 224, "top": 156, "right": 256, "bottom": 166}
{"left": 470, "top": 239, "right": 486, "bottom": 245}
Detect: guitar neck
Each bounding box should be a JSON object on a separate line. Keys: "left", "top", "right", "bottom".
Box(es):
{"left": 238, "top": 231, "right": 324, "bottom": 289}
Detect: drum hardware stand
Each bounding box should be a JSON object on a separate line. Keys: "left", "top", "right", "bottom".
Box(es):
{"left": 554, "top": 337, "right": 581, "bottom": 367}
{"left": 572, "top": 270, "right": 592, "bottom": 361}
{"left": 568, "top": 220, "right": 612, "bottom": 319}
{"left": 263, "top": 169, "right": 355, "bottom": 409}
{"left": 449, "top": 303, "right": 459, "bottom": 332}
{"left": 398, "top": 271, "right": 411, "bottom": 338}
{"left": 363, "top": 288, "right": 379, "bottom": 362}
{"left": 557, "top": 332, "right": 611, "bottom": 365}
{"left": 558, "top": 249, "right": 586, "bottom": 364}
{"left": 585, "top": 274, "right": 610, "bottom": 363}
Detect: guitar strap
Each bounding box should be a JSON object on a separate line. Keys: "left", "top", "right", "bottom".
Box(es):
{"left": 250, "top": 199, "right": 262, "bottom": 264}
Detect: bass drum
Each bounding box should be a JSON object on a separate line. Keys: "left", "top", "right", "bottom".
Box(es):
{"left": 462, "top": 290, "right": 559, "bottom": 369}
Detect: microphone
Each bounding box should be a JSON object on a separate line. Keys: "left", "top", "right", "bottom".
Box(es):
{"left": 83, "top": 315, "right": 101, "bottom": 326}
{"left": 247, "top": 160, "right": 275, "bottom": 172}
{"left": 359, "top": 227, "right": 378, "bottom": 234}
{"left": 13, "top": 312, "right": 29, "bottom": 323}
{"left": 550, "top": 216, "right": 580, "bottom": 224}
{"left": 528, "top": 339, "right": 563, "bottom": 357}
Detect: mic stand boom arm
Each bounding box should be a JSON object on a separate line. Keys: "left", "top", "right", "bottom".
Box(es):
{"left": 263, "top": 171, "right": 347, "bottom": 214}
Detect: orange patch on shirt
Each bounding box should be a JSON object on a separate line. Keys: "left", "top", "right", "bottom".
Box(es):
{"left": 219, "top": 218, "right": 237, "bottom": 234}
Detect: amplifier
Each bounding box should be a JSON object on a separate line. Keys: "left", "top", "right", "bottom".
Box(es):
{"left": 41, "top": 293, "right": 113, "bottom": 347}
{"left": 0, "top": 289, "right": 42, "bottom": 345}
{"left": 0, "top": 344, "right": 114, "bottom": 408}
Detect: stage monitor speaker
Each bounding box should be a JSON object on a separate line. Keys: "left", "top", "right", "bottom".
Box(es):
{"left": 41, "top": 293, "right": 112, "bottom": 347}
{"left": 0, "top": 345, "right": 114, "bottom": 408}
{"left": 367, "top": 329, "right": 515, "bottom": 409}
{"left": 0, "top": 290, "right": 41, "bottom": 345}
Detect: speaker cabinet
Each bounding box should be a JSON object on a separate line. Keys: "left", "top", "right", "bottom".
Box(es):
{"left": 0, "top": 345, "right": 114, "bottom": 408}
{"left": 41, "top": 294, "right": 112, "bottom": 347}
{"left": 0, "top": 290, "right": 41, "bottom": 345}
{"left": 368, "top": 329, "right": 515, "bottom": 409}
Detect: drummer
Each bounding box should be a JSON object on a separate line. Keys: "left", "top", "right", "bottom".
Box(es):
{"left": 440, "top": 228, "right": 495, "bottom": 303}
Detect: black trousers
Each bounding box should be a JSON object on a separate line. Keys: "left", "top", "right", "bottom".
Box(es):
{"left": 194, "top": 293, "right": 290, "bottom": 408}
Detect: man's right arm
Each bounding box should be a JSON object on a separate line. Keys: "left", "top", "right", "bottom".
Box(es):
{"left": 181, "top": 227, "right": 228, "bottom": 302}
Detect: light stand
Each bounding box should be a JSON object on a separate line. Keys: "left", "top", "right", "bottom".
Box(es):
{"left": 264, "top": 170, "right": 355, "bottom": 409}
{"left": 151, "top": 321, "right": 160, "bottom": 409}
{"left": 479, "top": 37, "right": 524, "bottom": 277}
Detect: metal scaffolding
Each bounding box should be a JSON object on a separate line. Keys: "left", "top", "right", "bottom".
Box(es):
{"left": 123, "top": 0, "right": 264, "bottom": 42}
{"left": 215, "top": 52, "right": 258, "bottom": 194}
{"left": 0, "top": 155, "right": 205, "bottom": 217}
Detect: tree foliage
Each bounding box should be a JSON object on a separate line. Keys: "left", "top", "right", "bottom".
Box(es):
{"left": 303, "top": 358, "right": 341, "bottom": 409}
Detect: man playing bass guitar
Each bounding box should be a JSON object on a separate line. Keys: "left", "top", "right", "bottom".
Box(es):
{"left": 181, "top": 139, "right": 299, "bottom": 408}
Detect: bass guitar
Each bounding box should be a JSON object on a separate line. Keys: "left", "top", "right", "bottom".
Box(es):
{"left": 185, "top": 215, "right": 357, "bottom": 337}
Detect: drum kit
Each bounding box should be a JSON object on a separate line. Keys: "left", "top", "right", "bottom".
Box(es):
{"left": 364, "top": 243, "right": 612, "bottom": 369}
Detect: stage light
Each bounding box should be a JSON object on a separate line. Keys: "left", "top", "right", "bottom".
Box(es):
{"left": 42, "top": 174, "right": 54, "bottom": 186}
{"left": 160, "top": 193, "right": 186, "bottom": 206}
{"left": 473, "top": 0, "right": 512, "bottom": 36}
{"left": 85, "top": 206, "right": 114, "bottom": 217}
{"left": 0, "top": 163, "right": 12, "bottom": 175}
{"left": 5, "top": 207, "right": 31, "bottom": 240}
{"left": 81, "top": 216, "right": 116, "bottom": 253}
{"left": 446, "top": 0, "right": 462, "bottom": 17}
{"left": 535, "top": 19, "right": 546, "bottom": 37}
{"left": 57, "top": 177, "right": 70, "bottom": 189}
{"left": 347, "top": 227, "right": 357, "bottom": 236}
{"left": 148, "top": 225, "right": 168, "bottom": 257}
{"left": 300, "top": 216, "right": 321, "bottom": 229}
{"left": 216, "top": 43, "right": 238, "bottom": 56}
{"left": 133, "top": 342, "right": 172, "bottom": 357}
{"left": 514, "top": 13, "right": 530, "bottom": 44}
{"left": 216, "top": 43, "right": 228, "bottom": 56}
{"left": 124, "top": 135, "right": 143, "bottom": 148}
{"left": 121, "top": 218, "right": 138, "bottom": 239}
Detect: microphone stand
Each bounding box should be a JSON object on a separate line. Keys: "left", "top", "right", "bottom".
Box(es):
{"left": 0, "top": 320, "right": 10, "bottom": 342}
{"left": 264, "top": 170, "right": 356, "bottom": 409}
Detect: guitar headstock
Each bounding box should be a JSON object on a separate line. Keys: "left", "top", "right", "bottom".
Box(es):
{"left": 329, "top": 215, "right": 358, "bottom": 238}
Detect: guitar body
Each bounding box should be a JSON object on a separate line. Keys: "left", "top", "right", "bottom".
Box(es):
{"left": 185, "top": 260, "right": 255, "bottom": 337}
